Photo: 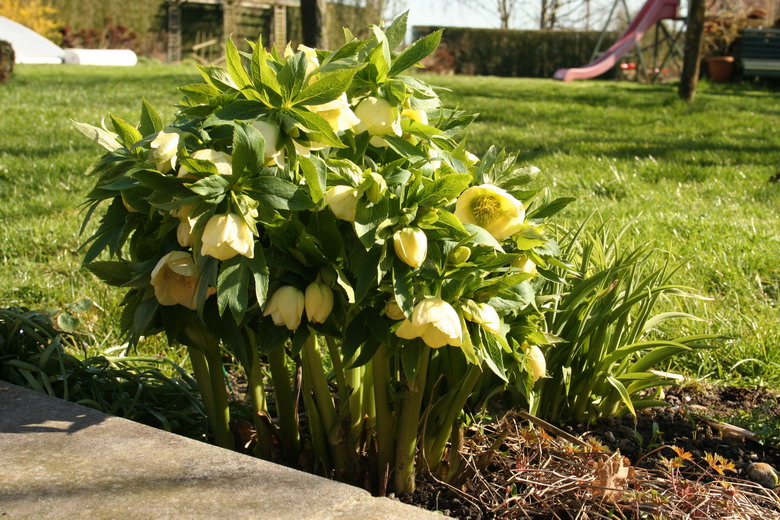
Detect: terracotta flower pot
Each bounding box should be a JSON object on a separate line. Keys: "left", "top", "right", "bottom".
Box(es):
{"left": 706, "top": 56, "right": 735, "bottom": 83}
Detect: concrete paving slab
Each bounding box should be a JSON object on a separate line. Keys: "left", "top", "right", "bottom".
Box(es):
{"left": 0, "top": 381, "right": 445, "bottom": 519}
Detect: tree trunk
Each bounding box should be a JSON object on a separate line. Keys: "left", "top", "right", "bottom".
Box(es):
{"left": 679, "top": 0, "right": 706, "bottom": 101}
{"left": 301, "top": 0, "right": 329, "bottom": 49}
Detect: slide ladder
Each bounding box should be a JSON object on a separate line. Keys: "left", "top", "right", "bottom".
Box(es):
{"left": 554, "top": 0, "right": 679, "bottom": 81}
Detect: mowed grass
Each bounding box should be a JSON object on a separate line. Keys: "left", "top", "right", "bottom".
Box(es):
{"left": 1, "top": 64, "right": 778, "bottom": 387}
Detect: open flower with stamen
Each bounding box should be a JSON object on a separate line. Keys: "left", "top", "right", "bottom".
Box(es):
{"left": 150, "top": 251, "right": 213, "bottom": 310}
{"left": 454, "top": 184, "right": 525, "bottom": 240}
{"left": 396, "top": 298, "right": 462, "bottom": 349}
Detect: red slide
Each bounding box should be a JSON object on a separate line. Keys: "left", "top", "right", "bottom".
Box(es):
{"left": 554, "top": 0, "right": 679, "bottom": 81}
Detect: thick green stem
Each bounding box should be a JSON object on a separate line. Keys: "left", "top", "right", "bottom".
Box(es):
{"left": 188, "top": 347, "right": 216, "bottom": 426}
{"left": 268, "top": 346, "right": 301, "bottom": 460}
{"left": 372, "top": 343, "right": 394, "bottom": 489}
{"left": 302, "top": 332, "right": 353, "bottom": 480}
{"left": 425, "top": 364, "right": 482, "bottom": 472}
{"left": 325, "top": 336, "right": 349, "bottom": 402}
{"left": 362, "top": 360, "right": 376, "bottom": 433}
{"left": 248, "top": 346, "right": 274, "bottom": 459}
{"left": 345, "top": 364, "right": 363, "bottom": 445}
{"left": 302, "top": 360, "right": 330, "bottom": 474}
{"left": 393, "top": 346, "right": 430, "bottom": 494}
{"left": 204, "top": 345, "right": 235, "bottom": 450}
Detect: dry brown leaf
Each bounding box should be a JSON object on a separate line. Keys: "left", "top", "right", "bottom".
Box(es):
{"left": 592, "top": 454, "right": 633, "bottom": 502}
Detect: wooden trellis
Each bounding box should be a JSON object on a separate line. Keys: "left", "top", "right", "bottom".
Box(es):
{"left": 166, "top": 0, "right": 298, "bottom": 63}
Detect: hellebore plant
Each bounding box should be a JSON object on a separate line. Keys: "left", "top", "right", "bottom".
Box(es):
{"left": 76, "top": 13, "right": 574, "bottom": 494}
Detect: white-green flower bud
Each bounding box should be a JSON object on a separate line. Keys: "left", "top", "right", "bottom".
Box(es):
{"left": 264, "top": 286, "right": 305, "bottom": 330}
{"left": 448, "top": 246, "right": 471, "bottom": 264}
{"left": 324, "top": 185, "right": 358, "bottom": 222}
{"left": 304, "top": 281, "right": 334, "bottom": 324}
{"left": 200, "top": 213, "right": 255, "bottom": 261}
{"left": 363, "top": 172, "right": 387, "bottom": 204}
{"left": 393, "top": 227, "right": 427, "bottom": 269}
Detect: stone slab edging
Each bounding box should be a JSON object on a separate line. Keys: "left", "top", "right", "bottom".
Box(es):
{"left": 0, "top": 381, "right": 447, "bottom": 519}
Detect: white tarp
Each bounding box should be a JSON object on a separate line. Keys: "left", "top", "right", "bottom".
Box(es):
{"left": 64, "top": 49, "right": 137, "bottom": 66}
{"left": 0, "top": 16, "right": 64, "bottom": 64}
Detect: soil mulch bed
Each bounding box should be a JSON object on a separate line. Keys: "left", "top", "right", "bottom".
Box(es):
{"left": 402, "top": 384, "right": 780, "bottom": 519}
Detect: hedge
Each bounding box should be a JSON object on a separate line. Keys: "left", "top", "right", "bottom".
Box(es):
{"left": 414, "top": 26, "right": 620, "bottom": 78}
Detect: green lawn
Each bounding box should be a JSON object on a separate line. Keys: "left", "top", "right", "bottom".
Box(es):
{"left": 1, "top": 64, "right": 778, "bottom": 387}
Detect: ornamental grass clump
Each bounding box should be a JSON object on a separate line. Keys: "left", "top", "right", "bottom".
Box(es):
{"left": 76, "top": 14, "right": 573, "bottom": 494}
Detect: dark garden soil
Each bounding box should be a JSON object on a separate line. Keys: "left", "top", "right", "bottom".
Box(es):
{"left": 400, "top": 383, "right": 780, "bottom": 520}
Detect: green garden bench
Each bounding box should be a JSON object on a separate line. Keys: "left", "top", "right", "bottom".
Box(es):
{"left": 740, "top": 28, "right": 780, "bottom": 79}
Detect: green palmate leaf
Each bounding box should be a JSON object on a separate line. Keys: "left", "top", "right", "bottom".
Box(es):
{"left": 342, "top": 308, "right": 374, "bottom": 363}
{"left": 299, "top": 156, "right": 326, "bottom": 204}
{"left": 277, "top": 51, "right": 307, "bottom": 101}
{"left": 85, "top": 261, "right": 135, "bottom": 286}
{"left": 418, "top": 209, "right": 471, "bottom": 241}
{"left": 384, "top": 11, "right": 409, "bottom": 51}
{"left": 248, "top": 244, "right": 269, "bottom": 308}
{"left": 458, "top": 316, "right": 480, "bottom": 365}
{"left": 72, "top": 121, "right": 121, "bottom": 151}
{"left": 365, "top": 38, "right": 390, "bottom": 84}
{"left": 488, "top": 281, "right": 535, "bottom": 315}
{"left": 514, "top": 224, "right": 547, "bottom": 250}
{"left": 389, "top": 30, "right": 442, "bottom": 77}
{"left": 198, "top": 65, "right": 237, "bottom": 91}
{"left": 110, "top": 115, "right": 141, "bottom": 149}
{"left": 382, "top": 135, "right": 424, "bottom": 159}
{"left": 293, "top": 68, "right": 355, "bottom": 106}
{"left": 354, "top": 197, "right": 389, "bottom": 249}
{"left": 189, "top": 174, "right": 231, "bottom": 204}
{"left": 527, "top": 197, "right": 576, "bottom": 220}
{"left": 244, "top": 176, "right": 314, "bottom": 210}
{"left": 392, "top": 258, "right": 414, "bottom": 318}
{"left": 250, "top": 44, "right": 283, "bottom": 102}
{"left": 480, "top": 329, "right": 508, "bottom": 380}
{"left": 416, "top": 173, "right": 471, "bottom": 207}
{"left": 225, "top": 37, "right": 252, "bottom": 90}
{"left": 215, "top": 100, "right": 267, "bottom": 121}
{"left": 463, "top": 223, "right": 503, "bottom": 250}
{"left": 139, "top": 98, "right": 163, "bottom": 136}
{"left": 349, "top": 242, "right": 382, "bottom": 305}
{"left": 217, "top": 255, "right": 250, "bottom": 323}
{"left": 232, "top": 121, "right": 265, "bottom": 176}
{"left": 178, "top": 156, "right": 220, "bottom": 176}
{"left": 288, "top": 108, "right": 345, "bottom": 148}
{"left": 179, "top": 83, "right": 222, "bottom": 104}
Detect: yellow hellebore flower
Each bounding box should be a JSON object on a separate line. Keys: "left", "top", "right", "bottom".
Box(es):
{"left": 306, "top": 93, "right": 361, "bottom": 132}
{"left": 149, "top": 129, "right": 180, "bottom": 173}
{"left": 252, "top": 120, "right": 285, "bottom": 168}
{"left": 463, "top": 302, "right": 501, "bottom": 334}
{"left": 401, "top": 108, "right": 428, "bottom": 125}
{"left": 297, "top": 44, "right": 320, "bottom": 77}
{"left": 385, "top": 300, "right": 406, "bottom": 321}
{"left": 526, "top": 344, "right": 546, "bottom": 382}
{"left": 304, "top": 281, "right": 334, "bottom": 324}
{"left": 324, "top": 185, "right": 358, "bottom": 222}
{"left": 396, "top": 298, "right": 463, "bottom": 349}
{"left": 512, "top": 255, "right": 537, "bottom": 275}
{"left": 393, "top": 227, "right": 427, "bottom": 269}
{"left": 178, "top": 149, "right": 233, "bottom": 178}
{"left": 200, "top": 213, "right": 254, "bottom": 261}
{"left": 354, "top": 96, "right": 401, "bottom": 137}
{"left": 177, "top": 218, "right": 196, "bottom": 247}
{"left": 264, "top": 285, "right": 305, "bottom": 330}
{"left": 454, "top": 184, "right": 525, "bottom": 241}
{"left": 150, "top": 251, "right": 213, "bottom": 310}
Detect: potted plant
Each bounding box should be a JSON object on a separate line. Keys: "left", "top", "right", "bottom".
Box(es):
{"left": 702, "top": 2, "right": 767, "bottom": 82}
